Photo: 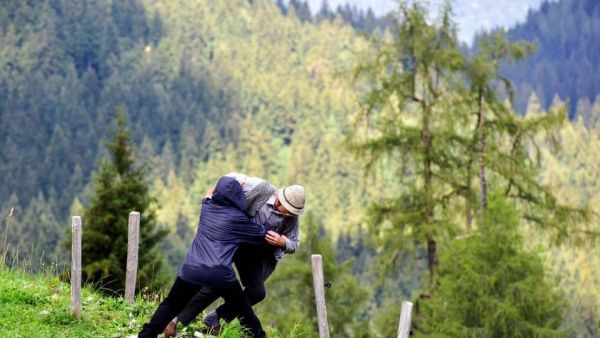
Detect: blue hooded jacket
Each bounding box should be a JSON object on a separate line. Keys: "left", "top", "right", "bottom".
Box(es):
{"left": 178, "top": 176, "right": 267, "bottom": 287}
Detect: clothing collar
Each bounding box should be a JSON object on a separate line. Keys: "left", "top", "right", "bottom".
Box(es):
{"left": 266, "top": 194, "right": 284, "bottom": 215}
{"left": 266, "top": 194, "right": 276, "bottom": 206}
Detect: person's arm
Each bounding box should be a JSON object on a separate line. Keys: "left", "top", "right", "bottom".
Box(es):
{"left": 235, "top": 217, "right": 268, "bottom": 245}
{"left": 266, "top": 219, "right": 299, "bottom": 254}
{"left": 282, "top": 219, "right": 300, "bottom": 254}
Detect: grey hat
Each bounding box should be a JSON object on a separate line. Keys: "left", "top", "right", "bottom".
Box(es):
{"left": 277, "top": 185, "right": 306, "bottom": 216}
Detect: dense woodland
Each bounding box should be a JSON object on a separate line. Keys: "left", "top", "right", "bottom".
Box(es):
{"left": 503, "top": 0, "right": 600, "bottom": 115}
{"left": 1, "top": 0, "right": 599, "bottom": 337}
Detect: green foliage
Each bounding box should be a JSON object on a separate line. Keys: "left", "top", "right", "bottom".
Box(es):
{"left": 465, "top": 31, "right": 589, "bottom": 240}
{"left": 351, "top": 0, "right": 466, "bottom": 287}
{"left": 1, "top": 0, "right": 599, "bottom": 335}
{"left": 352, "top": 1, "right": 589, "bottom": 294}
{"left": 536, "top": 111, "right": 600, "bottom": 337}
{"left": 76, "top": 113, "right": 167, "bottom": 295}
{"left": 502, "top": 0, "right": 600, "bottom": 114}
{"left": 0, "top": 0, "right": 371, "bottom": 274}
{"left": 256, "top": 212, "right": 370, "bottom": 337}
{"left": 0, "top": 266, "right": 266, "bottom": 337}
{"left": 218, "top": 319, "right": 251, "bottom": 338}
{"left": 351, "top": 3, "right": 593, "bottom": 336}
{"left": 416, "top": 194, "right": 567, "bottom": 338}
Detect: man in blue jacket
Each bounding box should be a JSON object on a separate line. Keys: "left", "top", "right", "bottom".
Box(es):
{"left": 139, "top": 176, "right": 268, "bottom": 338}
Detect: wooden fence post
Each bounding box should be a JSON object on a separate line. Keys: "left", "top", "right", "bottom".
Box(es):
{"left": 71, "top": 216, "right": 82, "bottom": 318}
{"left": 311, "top": 254, "right": 330, "bottom": 338}
{"left": 397, "top": 301, "right": 413, "bottom": 338}
{"left": 125, "top": 211, "right": 140, "bottom": 303}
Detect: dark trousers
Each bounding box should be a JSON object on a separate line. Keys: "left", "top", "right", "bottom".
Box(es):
{"left": 177, "top": 245, "right": 277, "bottom": 325}
{"left": 139, "top": 277, "right": 265, "bottom": 338}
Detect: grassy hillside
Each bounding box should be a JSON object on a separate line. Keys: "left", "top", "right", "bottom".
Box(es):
{"left": 0, "top": 268, "right": 153, "bottom": 336}
{"left": 0, "top": 267, "right": 292, "bottom": 337}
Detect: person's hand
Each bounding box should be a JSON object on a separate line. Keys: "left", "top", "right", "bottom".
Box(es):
{"left": 235, "top": 176, "right": 246, "bottom": 186}
{"left": 205, "top": 187, "right": 216, "bottom": 199}
{"left": 265, "top": 230, "right": 287, "bottom": 248}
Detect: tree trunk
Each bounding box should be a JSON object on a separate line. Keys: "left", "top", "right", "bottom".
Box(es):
{"left": 426, "top": 235, "right": 437, "bottom": 285}
{"left": 466, "top": 159, "right": 473, "bottom": 229}
{"left": 477, "top": 88, "right": 488, "bottom": 213}
{"left": 422, "top": 103, "right": 437, "bottom": 286}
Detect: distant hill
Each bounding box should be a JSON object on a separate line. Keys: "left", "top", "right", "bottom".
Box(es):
{"left": 502, "top": 0, "right": 600, "bottom": 117}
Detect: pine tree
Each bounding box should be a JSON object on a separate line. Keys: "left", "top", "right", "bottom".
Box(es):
{"left": 538, "top": 111, "right": 600, "bottom": 337}
{"left": 79, "top": 112, "right": 167, "bottom": 295}
{"left": 417, "top": 194, "right": 567, "bottom": 338}
{"left": 16, "top": 191, "right": 62, "bottom": 270}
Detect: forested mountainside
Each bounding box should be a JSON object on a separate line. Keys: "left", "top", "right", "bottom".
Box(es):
{"left": 0, "top": 0, "right": 373, "bottom": 267}
{"left": 3, "top": 0, "right": 599, "bottom": 259}
{"left": 284, "top": 0, "right": 600, "bottom": 121}
{"left": 279, "top": 0, "right": 395, "bottom": 33}
{"left": 1, "top": 1, "right": 600, "bottom": 337}
{"left": 503, "top": 0, "right": 600, "bottom": 117}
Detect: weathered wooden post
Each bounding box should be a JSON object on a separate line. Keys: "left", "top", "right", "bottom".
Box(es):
{"left": 397, "top": 301, "right": 413, "bottom": 338}
{"left": 125, "top": 211, "right": 140, "bottom": 303}
{"left": 311, "top": 254, "right": 330, "bottom": 338}
{"left": 71, "top": 216, "right": 82, "bottom": 318}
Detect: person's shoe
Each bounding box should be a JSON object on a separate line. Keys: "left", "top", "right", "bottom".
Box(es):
{"left": 162, "top": 320, "right": 177, "bottom": 338}
{"left": 202, "top": 310, "right": 220, "bottom": 327}
{"left": 201, "top": 311, "right": 222, "bottom": 336}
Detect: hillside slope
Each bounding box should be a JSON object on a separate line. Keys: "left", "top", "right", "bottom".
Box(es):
{"left": 0, "top": 268, "right": 156, "bottom": 336}
{"left": 503, "top": 0, "right": 600, "bottom": 115}
{"left": 0, "top": 0, "right": 370, "bottom": 266}
{"left": 0, "top": 267, "right": 281, "bottom": 337}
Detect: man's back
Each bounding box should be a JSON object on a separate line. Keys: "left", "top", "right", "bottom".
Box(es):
{"left": 178, "top": 177, "right": 266, "bottom": 287}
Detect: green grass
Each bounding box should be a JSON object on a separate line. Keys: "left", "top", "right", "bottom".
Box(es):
{"left": 0, "top": 267, "right": 302, "bottom": 337}
{"left": 0, "top": 267, "right": 155, "bottom": 336}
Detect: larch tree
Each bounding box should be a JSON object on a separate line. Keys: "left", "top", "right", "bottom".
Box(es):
{"left": 416, "top": 31, "right": 595, "bottom": 337}
{"left": 351, "top": 1, "right": 466, "bottom": 288}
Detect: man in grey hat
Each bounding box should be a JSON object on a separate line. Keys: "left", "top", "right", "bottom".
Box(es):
{"left": 163, "top": 173, "right": 306, "bottom": 337}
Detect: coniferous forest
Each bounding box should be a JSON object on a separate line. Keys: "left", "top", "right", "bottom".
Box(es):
{"left": 1, "top": 0, "right": 599, "bottom": 337}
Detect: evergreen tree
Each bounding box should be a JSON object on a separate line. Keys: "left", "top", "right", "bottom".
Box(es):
{"left": 288, "top": 0, "right": 312, "bottom": 22}
{"left": 352, "top": 2, "right": 590, "bottom": 294}
{"left": 351, "top": 1, "right": 465, "bottom": 287}
{"left": 537, "top": 108, "right": 600, "bottom": 337}
{"left": 79, "top": 113, "right": 167, "bottom": 295}
{"left": 316, "top": 0, "right": 334, "bottom": 22}
{"left": 417, "top": 194, "right": 566, "bottom": 338}
{"left": 12, "top": 191, "right": 63, "bottom": 270}
{"left": 502, "top": 0, "right": 600, "bottom": 114}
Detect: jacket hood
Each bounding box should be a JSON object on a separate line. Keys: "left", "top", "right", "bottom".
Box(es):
{"left": 212, "top": 176, "right": 247, "bottom": 211}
